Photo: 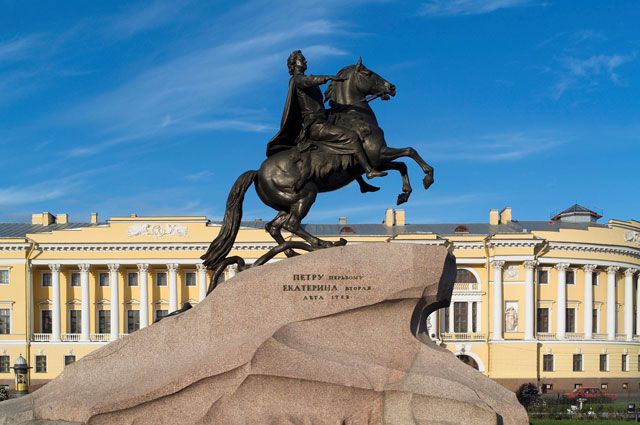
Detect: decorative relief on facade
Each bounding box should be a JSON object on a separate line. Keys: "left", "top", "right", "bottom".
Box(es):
{"left": 127, "top": 224, "right": 188, "bottom": 238}
{"left": 505, "top": 265, "right": 519, "bottom": 280}
{"left": 505, "top": 301, "right": 519, "bottom": 332}
{"left": 624, "top": 231, "right": 640, "bottom": 244}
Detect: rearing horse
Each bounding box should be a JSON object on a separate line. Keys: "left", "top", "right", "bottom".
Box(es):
{"left": 201, "top": 59, "right": 434, "bottom": 273}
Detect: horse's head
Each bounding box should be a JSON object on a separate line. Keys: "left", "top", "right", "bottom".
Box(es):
{"left": 325, "top": 57, "right": 396, "bottom": 105}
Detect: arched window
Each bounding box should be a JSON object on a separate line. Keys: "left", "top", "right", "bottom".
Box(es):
{"left": 455, "top": 269, "right": 477, "bottom": 284}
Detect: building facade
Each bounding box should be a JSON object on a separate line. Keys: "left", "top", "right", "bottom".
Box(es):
{"left": 0, "top": 206, "right": 639, "bottom": 393}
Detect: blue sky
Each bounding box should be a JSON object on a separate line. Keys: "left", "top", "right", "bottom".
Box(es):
{"left": 0, "top": 0, "right": 638, "bottom": 225}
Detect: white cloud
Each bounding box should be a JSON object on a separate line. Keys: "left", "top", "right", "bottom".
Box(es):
{"left": 426, "top": 132, "right": 567, "bottom": 161}
{"left": 184, "top": 171, "right": 213, "bottom": 182}
{"left": 418, "top": 0, "right": 532, "bottom": 17}
{"left": 553, "top": 52, "right": 636, "bottom": 98}
{"left": 108, "top": 0, "right": 190, "bottom": 38}
{"left": 0, "top": 35, "right": 42, "bottom": 61}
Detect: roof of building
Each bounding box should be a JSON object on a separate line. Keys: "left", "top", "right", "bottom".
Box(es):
{"left": 551, "top": 204, "right": 602, "bottom": 221}
{"left": 0, "top": 223, "right": 95, "bottom": 238}
{"left": 237, "top": 219, "right": 607, "bottom": 237}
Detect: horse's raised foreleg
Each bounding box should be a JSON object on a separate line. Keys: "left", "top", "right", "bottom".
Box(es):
{"left": 378, "top": 161, "right": 412, "bottom": 205}
{"left": 379, "top": 147, "right": 434, "bottom": 190}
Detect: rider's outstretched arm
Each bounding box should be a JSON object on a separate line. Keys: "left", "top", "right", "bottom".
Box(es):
{"left": 295, "top": 74, "right": 336, "bottom": 88}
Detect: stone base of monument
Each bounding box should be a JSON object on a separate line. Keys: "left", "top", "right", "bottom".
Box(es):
{"left": 0, "top": 243, "right": 529, "bottom": 425}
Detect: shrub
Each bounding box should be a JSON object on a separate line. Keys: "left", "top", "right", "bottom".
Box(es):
{"left": 516, "top": 382, "right": 541, "bottom": 408}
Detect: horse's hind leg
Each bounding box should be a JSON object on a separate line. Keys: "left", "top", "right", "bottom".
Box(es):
{"left": 380, "top": 146, "right": 434, "bottom": 190}
{"left": 378, "top": 161, "right": 412, "bottom": 205}
{"left": 283, "top": 185, "right": 345, "bottom": 248}
{"left": 265, "top": 211, "right": 297, "bottom": 257}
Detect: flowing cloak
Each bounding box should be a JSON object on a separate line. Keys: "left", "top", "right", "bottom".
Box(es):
{"left": 266, "top": 77, "right": 302, "bottom": 157}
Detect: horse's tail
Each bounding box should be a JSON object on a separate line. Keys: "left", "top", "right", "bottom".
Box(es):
{"left": 201, "top": 170, "right": 257, "bottom": 269}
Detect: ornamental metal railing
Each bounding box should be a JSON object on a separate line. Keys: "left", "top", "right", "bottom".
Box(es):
{"left": 440, "top": 332, "right": 486, "bottom": 341}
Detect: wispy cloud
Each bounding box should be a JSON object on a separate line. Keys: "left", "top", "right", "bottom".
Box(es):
{"left": 0, "top": 35, "right": 42, "bottom": 61}
{"left": 426, "top": 132, "right": 567, "bottom": 161}
{"left": 0, "top": 175, "right": 83, "bottom": 206}
{"left": 184, "top": 171, "right": 213, "bottom": 182}
{"left": 552, "top": 52, "right": 636, "bottom": 98}
{"left": 418, "top": 0, "right": 533, "bottom": 17}
{"left": 108, "top": 0, "right": 190, "bottom": 39}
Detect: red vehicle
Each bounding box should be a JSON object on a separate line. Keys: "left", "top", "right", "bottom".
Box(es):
{"left": 564, "top": 387, "right": 617, "bottom": 401}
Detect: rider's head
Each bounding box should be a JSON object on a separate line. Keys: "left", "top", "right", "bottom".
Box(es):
{"left": 287, "top": 50, "right": 307, "bottom": 75}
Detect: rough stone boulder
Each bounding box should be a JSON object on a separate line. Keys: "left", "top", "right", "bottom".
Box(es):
{"left": 0, "top": 243, "right": 529, "bottom": 424}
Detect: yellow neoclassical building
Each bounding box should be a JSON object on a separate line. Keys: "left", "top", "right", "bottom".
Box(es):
{"left": 0, "top": 205, "right": 639, "bottom": 393}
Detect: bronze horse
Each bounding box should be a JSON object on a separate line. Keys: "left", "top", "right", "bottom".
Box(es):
{"left": 201, "top": 59, "right": 434, "bottom": 287}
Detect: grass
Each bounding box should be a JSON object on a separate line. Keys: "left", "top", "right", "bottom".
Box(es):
{"left": 531, "top": 420, "right": 636, "bottom": 424}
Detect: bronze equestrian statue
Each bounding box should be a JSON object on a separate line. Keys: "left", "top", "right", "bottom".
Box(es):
{"left": 201, "top": 51, "right": 435, "bottom": 292}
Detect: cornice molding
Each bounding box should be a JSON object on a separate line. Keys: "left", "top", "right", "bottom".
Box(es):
{"left": 34, "top": 241, "right": 277, "bottom": 252}
{"left": 487, "top": 239, "right": 544, "bottom": 249}
{"left": 0, "top": 243, "right": 31, "bottom": 251}
{"left": 548, "top": 241, "right": 640, "bottom": 259}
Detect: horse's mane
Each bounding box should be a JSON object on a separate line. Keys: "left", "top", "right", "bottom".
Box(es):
{"left": 325, "top": 65, "right": 355, "bottom": 103}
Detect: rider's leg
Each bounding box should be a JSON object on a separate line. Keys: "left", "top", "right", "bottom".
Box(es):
{"left": 355, "top": 175, "right": 380, "bottom": 193}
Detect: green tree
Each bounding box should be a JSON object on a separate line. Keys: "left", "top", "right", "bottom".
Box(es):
{"left": 516, "top": 383, "right": 540, "bottom": 408}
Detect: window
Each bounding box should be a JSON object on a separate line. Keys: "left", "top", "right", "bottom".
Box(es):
{"left": 566, "top": 308, "right": 576, "bottom": 333}
{"left": 35, "top": 355, "right": 47, "bottom": 373}
{"left": 70, "top": 272, "right": 80, "bottom": 287}
{"left": 573, "top": 354, "right": 583, "bottom": 372}
{"left": 543, "top": 354, "right": 554, "bottom": 372}
{"left": 456, "top": 269, "right": 477, "bottom": 283}
{"left": 453, "top": 302, "right": 468, "bottom": 333}
{"left": 0, "top": 269, "right": 9, "bottom": 284}
{"left": 42, "top": 272, "right": 52, "bottom": 287}
{"left": 440, "top": 308, "right": 450, "bottom": 333}
{"left": 0, "top": 309, "right": 10, "bottom": 334}
{"left": 0, "top": 355, "right": 9, "bottom": 373}
{"left": 592, "top": 309, "right": 598, "bottom": 334}
{"left": 98, "top": 310, "right": 111, "bottom": 334}
{"left": 155, "top": 309, "right": 168, "bottom": 321}
{"left": 64, "top": 355, "right": 76, "bottom": 366}
{"left": 622, "top": 354, "right": 628, "bottom": 372}
{"left": 566, "top": 270, "right": 575, "bottom": 284}
{"left": 601, "top": 383, "right": 608, "bottom": 390}
{"left": 471, "top": 302, "right": 477, "bottom": 333}
{"left": 127, "top": 310, "right": 140, "bottom": 334}
{"left": 600, "top": 354, "right": 608, "bottom": 371}
{"left": 41, "top": 310, "right": 52, "bottom": 333}
{"left": 156, "top": 272, "right": 167, "bottom": 287}
{"left": 638, "top": 355, "right": 640, "bottom": 372}
{"left": 574, "top": 383, "right": 582, "bottom": 389}
{"left": 592, "top": 271, "right": 599, "bottom": 286}
{"left": 185, "top": 272, "right": 196, "bottom": 287}
{"left": 538, "top": 270, "right": 548, "bottom": 284}
{"left": 99, "top": 272, "right": 109, "bottom": 287}
{"left": 127, "top": 272, "right": 138, "bottom": 287}
{"left": 537, "top": 308, "right": 549, "bottom": 333}
{"left": 68, "top": 310, "right": 81, "bottom": 334}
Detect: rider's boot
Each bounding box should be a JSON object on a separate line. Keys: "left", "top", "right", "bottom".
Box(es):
{"left": 356, "top": 176, "right": 380, "bottom": 193}
{"left": 355, "top": 152, "right": 387, "bottom": 179}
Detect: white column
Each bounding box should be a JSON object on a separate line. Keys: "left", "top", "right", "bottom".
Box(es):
{"left": 49, "top": 264, "right": 61, "bottom": 342}
{"left": 583, "top": 264, "right": 597, "bottom": 340}
{"left": 555, "top": 263, "right": 569, "bottom": 340}
{"left": 79, "top": 264, "right": 91, "bottom": 342}
{"left": 227, "top": 264, "right": 238, "bottom": 280}
{"left": 606, "top": 266, "right": 619, "bottom": 341}
{"left": 523, "top": 260, "right": 537, "bottom": 340}
{"left": 467, "top": 302, "right": 473, "bottom": 334}
{"left": 637, "top": 274, "right": 640, "bottom": 337}
{"left": 624, "top": 268, "right": 637, "bottom": 341}
{"left": 137, "top": 264, "right": 149, "bottom": 329}
{"left": 108, "top": 263, "right": 120, "bottom": 341}
{"left": 197, "top": 264, "right": 208, "bottom": 302}
{"left": 168, "top": 264, "right": 179, "bottom": 313}
{"left": 448, "top": 305, "right": 454, "bottom": 333}
{"left": 492, "top": 260, "right": 505, "bottom": 341}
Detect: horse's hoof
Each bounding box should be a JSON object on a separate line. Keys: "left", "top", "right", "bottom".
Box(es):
{"left": 334, "top": 238, "right": 348, "bottom": 246}
{"left": 423, "top": 175, "right": 434, "bottom": 190}
{"left": 397, "top": 193, "right": 410, "bottom": 205}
